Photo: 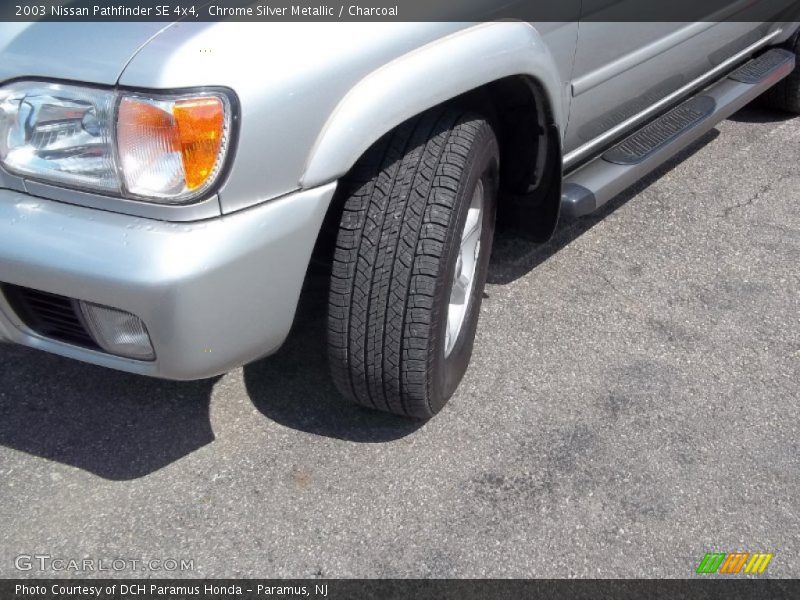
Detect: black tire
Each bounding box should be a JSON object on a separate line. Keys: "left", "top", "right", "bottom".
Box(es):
{"left": 759, "top": 31, "right": 800, "bottom": 113}
{"left": 327, "top": 107, "right": 499, "bottom": 419}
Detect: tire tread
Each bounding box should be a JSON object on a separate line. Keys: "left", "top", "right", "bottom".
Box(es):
{"left": 328, "top": 107, "right": 489, "bottom": 417}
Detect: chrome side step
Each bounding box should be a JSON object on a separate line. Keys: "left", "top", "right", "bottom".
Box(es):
{"left": 729, "top": 48, "right": 796, "bottom": 83}
{"left": 602, "top": 95, "right": 716, "bottom": 166}
{"left": 561, "top": 48, "right": 796, "bottom": 219}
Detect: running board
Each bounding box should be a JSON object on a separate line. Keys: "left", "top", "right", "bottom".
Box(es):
{"left": 561, "top": 48, "right": 795, "bottom": 218}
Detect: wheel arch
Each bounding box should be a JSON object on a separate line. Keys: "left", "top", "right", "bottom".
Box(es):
{"left": 302, "top": 21, "right": 565, "bottom": 242}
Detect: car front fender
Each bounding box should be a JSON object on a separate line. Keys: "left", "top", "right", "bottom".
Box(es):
{"left": 300, "top": 21, "right": 568, "bottom": 189}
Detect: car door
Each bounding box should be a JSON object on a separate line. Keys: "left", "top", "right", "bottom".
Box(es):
{"left": 565, "top": 0, "right": 784, "bottom": 162}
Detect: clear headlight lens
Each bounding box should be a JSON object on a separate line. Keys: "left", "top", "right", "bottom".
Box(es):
{"left": 0, "top": 83, "right": 118, "bottom": 193}
{"left": 0, "top": 81, "right": 232, "bottom": 204}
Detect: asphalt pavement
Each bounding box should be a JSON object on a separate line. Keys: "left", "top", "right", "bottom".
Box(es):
{"left": 0, "top": 105, "right": 798, "bottom": 578}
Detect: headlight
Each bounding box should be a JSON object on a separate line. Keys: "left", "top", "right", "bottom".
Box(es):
{"left": 0, "top": 83, "right": 118, "bottom": 193}
{"left": 0, "top": 81, "right": 233, "bottom": 204}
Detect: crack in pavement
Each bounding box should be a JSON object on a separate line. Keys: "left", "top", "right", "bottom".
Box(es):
{"left": 718, "top": 174, "right": 786, "bottom": 218}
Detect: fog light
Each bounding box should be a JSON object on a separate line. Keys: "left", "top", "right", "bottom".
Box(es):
{"left": 79, "top": 302, "right": 155, "bottom": 360}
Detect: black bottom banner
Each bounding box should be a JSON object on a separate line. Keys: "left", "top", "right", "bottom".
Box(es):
{"left": 2, "top": 579, "right": 799, "bottom": 600}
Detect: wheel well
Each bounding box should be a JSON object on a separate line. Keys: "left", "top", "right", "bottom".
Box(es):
{"left": 442, "top": 75, "right": 563, "bottom": 241}
{"left": 313, "top": 75, "right": 563, "bottom": 267}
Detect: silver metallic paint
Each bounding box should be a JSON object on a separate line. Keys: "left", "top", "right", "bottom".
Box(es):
{"left": 118, "top": 21, "right": 578, "bottom": 214}
{"left": 24, "top": 180, "right": 222, "bottom": 222}
{"left": 563, "top": 51, "right": 796, "bottom": 217}
{"left": 120, "top": 22, "right": 467, "bottom": 213}
{"left": 301, "top": 21, "right": 576, "bottom": 189}
{"left": 0, "top": 17, "right": 796, "bottom": 380}
{"left": 564, "top": 27, "right": 786, "bottom": 167}
{"left": 0, "top": 183, "right": 336, "bottom": 379}
{"left": 0, "top": 22, "right": 172, "bottom": 84}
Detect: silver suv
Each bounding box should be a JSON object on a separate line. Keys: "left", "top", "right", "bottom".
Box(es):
{"left": 0, "top": 17, "right": 798, "bottom": 418}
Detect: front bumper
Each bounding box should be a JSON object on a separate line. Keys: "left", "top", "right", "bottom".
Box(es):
{"left": 0, "top": 183, "right": 336, "bottom": 379}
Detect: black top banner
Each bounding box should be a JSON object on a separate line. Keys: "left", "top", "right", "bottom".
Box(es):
{"left": 2, "top": 579, "right": 800, "bottom": 600}
{"left": 1, "top": 0, "right": 800, "bottom": 22}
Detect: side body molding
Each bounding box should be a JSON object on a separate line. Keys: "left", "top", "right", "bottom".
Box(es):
{"left": 300, "top": 21, "right": 566, "bottom": 189}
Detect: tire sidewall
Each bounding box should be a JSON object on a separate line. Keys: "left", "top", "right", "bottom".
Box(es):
{"left": 428, "top": 123, "right": 499, "bottom": 413}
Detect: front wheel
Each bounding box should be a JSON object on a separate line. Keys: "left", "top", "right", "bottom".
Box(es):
{"left": 327, "top": 107, "right": 499, "bottom": 419}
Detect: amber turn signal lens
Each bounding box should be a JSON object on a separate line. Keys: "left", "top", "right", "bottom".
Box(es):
{"left": 117, "top": 93, "right": 228, "bottom": 202}
{"left": 173, "top": 97, "right": 224, "bottom": 190}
